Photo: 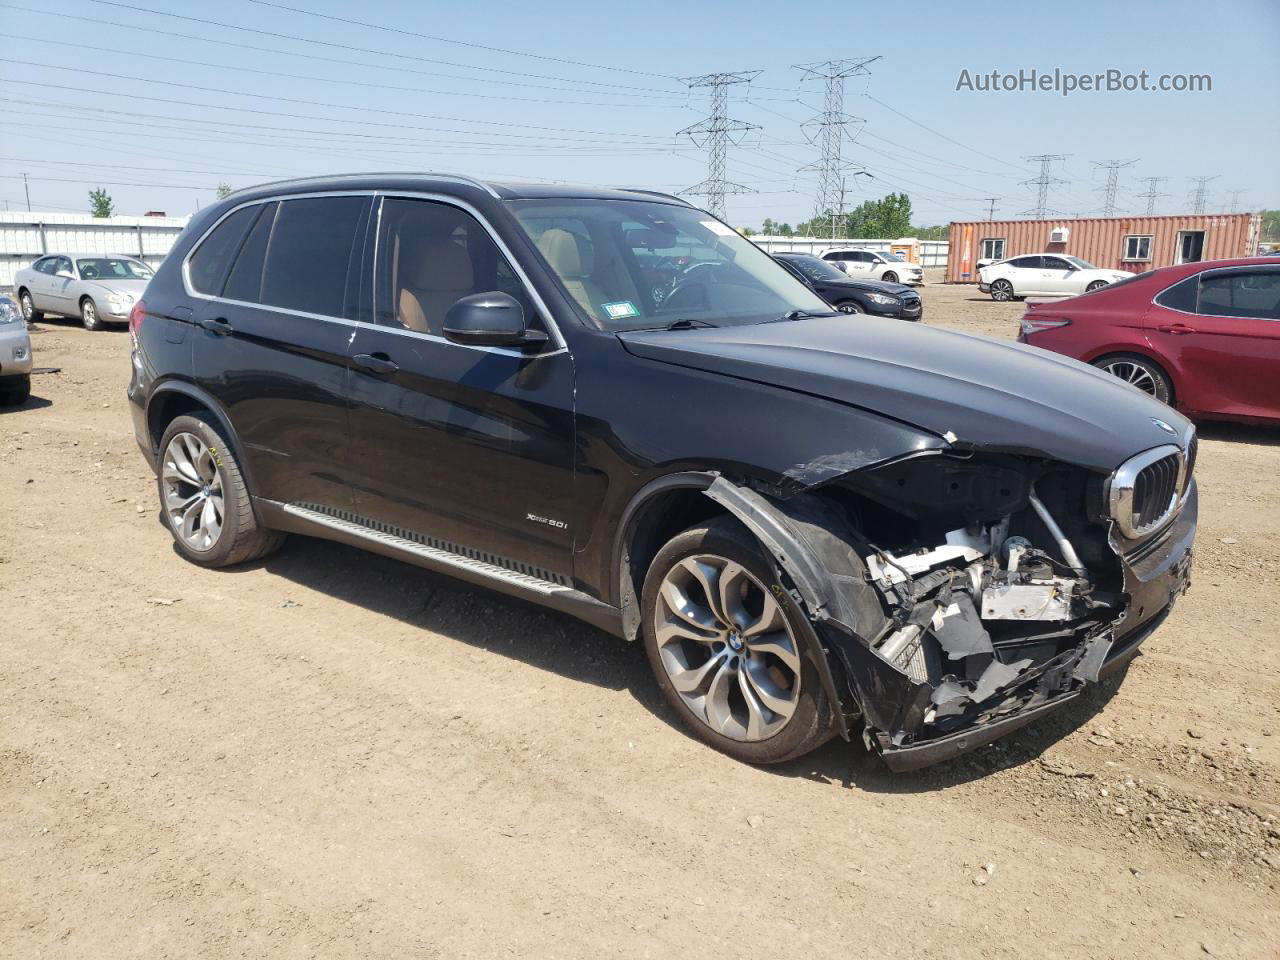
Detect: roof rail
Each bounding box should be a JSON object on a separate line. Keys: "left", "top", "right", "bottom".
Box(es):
{"left": 622, "top": 189, "right": 694, "bottom": 206}
{"left": 222, "top": 172, "right": 501, "bottom": 200}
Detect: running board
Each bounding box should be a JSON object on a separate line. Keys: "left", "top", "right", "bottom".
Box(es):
{"left": 257, "top": 500, "right": 625, "bottom": 637}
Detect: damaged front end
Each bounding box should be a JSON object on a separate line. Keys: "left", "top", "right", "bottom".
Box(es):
{"left": 705, "top": 440, "right": 1196, "bottom": 771}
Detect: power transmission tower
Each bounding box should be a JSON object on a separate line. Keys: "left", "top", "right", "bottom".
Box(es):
{"left": 1092, "top": 159, "right": 1138, "bottom": 217}
{"left": 1226, "top": 189, "right": 1247, "bottom": 213}
{"left": 980, "top": 197, "right": 1001, "bottom": 220}
{"left": 1136, "top": 176, "right": 1169, "bottom": 216}
{"left": 794, "top": 57, "right": 878, "bottom": 218}
{"left": 676, "top": 71, "right": 762, "bottom": 221}
{"left": 1188, "top": 176, "right": 1217, "bottom": 214}
{"left": 1021, "top": 154, "right": 1068, "bottom": 219}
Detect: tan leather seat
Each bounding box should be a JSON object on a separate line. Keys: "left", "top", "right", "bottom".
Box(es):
{"left": 537, "top": 228, "right": 609, "bottom": 320}
{"left": 398, "top": 240, "right": 475, "bottom": 335}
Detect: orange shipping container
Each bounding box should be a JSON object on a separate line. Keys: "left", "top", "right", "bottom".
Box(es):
{"left": 945, "top": 213, "right": 1261, "bottom": 283}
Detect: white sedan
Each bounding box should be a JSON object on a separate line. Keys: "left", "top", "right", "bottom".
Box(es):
{"left": 821, "top": 248, "right": 924, "bottom": 285}
{"left": 978, "top": 254, "right": 1131, "bottom": 301}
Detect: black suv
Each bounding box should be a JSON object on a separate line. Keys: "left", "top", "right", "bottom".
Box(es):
{"left": 129, "top": 174, "right": 1197, "bottom": 770}
{"left": 773, "top": 252, "right": 922, "bottom": 320}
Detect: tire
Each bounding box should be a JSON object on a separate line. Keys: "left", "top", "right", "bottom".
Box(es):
{"left": 835, "top": 300, "right": 862, "bottom": 314}
{"left": 990, "top": 279, "right": 1014, "bottom": 302}
{"left": 1092, "top": 353, "right": 1174, "bottom": 405}
{"left": 0, "top": 374, "right": 30, "bottom": 406}
{"left": 641, "top": 517, "right": 836, "bottom": 765}
{"left": 156, "top": 413, "right": 284, "bottom": 567}
{"left": 19, "top": 290, "right": 42, "bottom": 323}
{"left": 881, "top": 271, "right": 899, "bottom": 283}
{"left": 1085, "top": 280, "right": 1109, "bottom": 292}
{"left": 80, "top": 297, "right": 103, "bottom": 331}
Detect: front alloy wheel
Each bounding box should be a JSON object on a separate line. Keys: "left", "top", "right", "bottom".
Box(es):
{"left": 81, "top": 298, "right": 102, "bottom": 331}
{"left": 990, "top": 279, "right": 1014, "bottom": 301}
{"left": 836, "top": 300, "right": 862, "bottom": 314}
{"left": 161, "top": 431, "right": 225, "bottom": 552}
{"left": 642, "top": 520, "right": 835, "bottom": 763}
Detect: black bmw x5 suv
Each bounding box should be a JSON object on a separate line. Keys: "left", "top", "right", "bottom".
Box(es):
{"left": 129, "top": 174, "right": 1197, "bottom": 770}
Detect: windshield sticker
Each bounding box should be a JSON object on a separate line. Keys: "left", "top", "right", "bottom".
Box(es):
{"left": 700, "top": 220, "right": 736, "bottom": 237}
{"left": 601, "top": 300, "right": 640, "bottom": 320}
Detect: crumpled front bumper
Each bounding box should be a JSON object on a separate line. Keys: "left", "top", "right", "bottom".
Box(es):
{"left": 872, "top": 481, "right": 1197, "bottom": 771}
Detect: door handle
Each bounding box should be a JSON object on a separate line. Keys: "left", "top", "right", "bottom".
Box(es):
{"left": 198, "top": 317, "right": 233, "bottom": 336}
{"left": 1157, "top": 322, "right": 1196, "bottom": 335}
{"left": 352, "top": 352, "right": 399, "bottom": 375}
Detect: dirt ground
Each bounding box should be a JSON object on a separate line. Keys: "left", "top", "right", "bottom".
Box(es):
{"left": 2, "top": 279, "right": 1278, "bottom": 959}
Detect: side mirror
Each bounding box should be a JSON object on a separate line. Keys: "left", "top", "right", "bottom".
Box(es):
{"left": 443, "top": 291, "right": 542, "bottom": 348}
{"left": 56, "top": 268, "right": 74, "bottom": 278}
{"left": 831, "top": 260, "right": 848, "bottom": 273}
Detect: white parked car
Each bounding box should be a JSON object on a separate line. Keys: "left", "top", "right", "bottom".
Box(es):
{"left": 978, "top": 254, "right": 1130, "bottom": 301}
{"left": 820, "top": 248, "right": 924, "bottom": 285}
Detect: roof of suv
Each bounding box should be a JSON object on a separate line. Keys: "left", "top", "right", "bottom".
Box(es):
{"left": 224, "top": 173, "right": 692, "bottom": 207}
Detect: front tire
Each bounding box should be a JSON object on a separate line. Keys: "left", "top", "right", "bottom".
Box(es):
{"left": 80, "top": 297, "right": 102, "bottom": 331}
{"left": 1092, "top": 353, "right": 1174, "bottom": 405}
{"left": 1086, "top": 280, "right": 1109, "bottom": 292}
{"left": 0, "top": 375, "right": 30, "bottom": 406}
{"left": 835, "top": 300, "right": 862, "bottom": 314}
{"left": 990, "top": 279, "right": 1014, "bottom": 301}
{"left": 881, "top": 270, "right": 899, "bottom": 283}
{"left": 19, "top": 290, "right": 42, "bottom": 323}
{"left": 641, "top": 518, "right": 835, "bottom": 764}
{"left": 157, "top": 414, "right": 284, "bottom": 567}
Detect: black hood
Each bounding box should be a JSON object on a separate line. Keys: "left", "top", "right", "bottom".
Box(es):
{"left": 824, "top": 276, "right": 916, "bottom": 297}
{"left": 618, "top": 316, "right": 1190, "bottom": 473}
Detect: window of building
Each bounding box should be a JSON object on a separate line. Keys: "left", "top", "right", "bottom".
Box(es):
{"left": 1123, "top": 235, "right": 1153, "bottom": 262}
{"left": 980, "top": 238, "right": 1006, "bottom": 261}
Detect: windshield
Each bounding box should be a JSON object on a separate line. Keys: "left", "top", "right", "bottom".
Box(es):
{"left": 779, "top": 254, "right": 847, "bottom": 283}
{"left": 1066, "top": 256, "right": 1096, "bottom": 270}
{"left": 883, "top": 252, "right": 906, "bottom": 261}
{"left": 510, "top": 198, "right": 830, "bottom": 330}
{"left": 76, "top": 258, "right": 153, "bottom": 280}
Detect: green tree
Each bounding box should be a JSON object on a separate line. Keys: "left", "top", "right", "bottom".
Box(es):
{"left": 88, "top": 188, "right": 114, "bottom": 218}
{"left": 215, "top": 182, "right": 233, "bottom": 200}
{"left": 761, "top": 217, "right": 777, "bottom": 235}
{"left": 1260, "top": 210, "right": 1279, "bottom": 243}
{"left": 777, "top": 223, "right": 794, "bottom": 237}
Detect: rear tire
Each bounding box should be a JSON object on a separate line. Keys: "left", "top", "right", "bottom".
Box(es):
{"left": 0, "top": 374, "right": 30, "bottom": 406}
{"left": 990, "top": 279, "right": 1014, "bottom": 301}
{"left": 641, "top": 517, "right": 836, "bottom": 765}
{"left": 80, "top": 297, "right": 103, "bottom": 331}
{"left": 1092, "top": 353, "right": 1174, "bottom": 405}
{"left": 19, "top": 290, "right": 42, "bottom": 323}
{"left": 157, "top": 413, "right": 284, "bottom": 568}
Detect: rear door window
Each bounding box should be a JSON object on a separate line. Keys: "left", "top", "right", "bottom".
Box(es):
{"left": 1197, "top": 271, "right": 1280, "bottom": 320}
{"left": 259, "top": 196, "right": 368, "bottom": 317}
{"left": 1010, "top": 256, "right": 1043, "bottom": 269}
{"left": 188, "top": 205, "right": 260, "bottom": 296}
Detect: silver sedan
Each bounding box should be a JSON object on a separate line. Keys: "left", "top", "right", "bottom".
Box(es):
{"left": 0, "top": 295, "right": 33, "bottom": 405}
{"left": 14, "top": 253, "right": 153, "bottom": 330}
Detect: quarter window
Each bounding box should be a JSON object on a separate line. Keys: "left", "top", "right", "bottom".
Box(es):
{"left": 1155, "top": 275, "right": 1197, "bottom": 312}
{"left": 188, "top": 205, "right": 259, "bottom": 296}
{"left": 259, "top": 196, "right": 368, "bottom": 316}
{"left": 375, "top": 197, "right": 536, "bottom": 335}
{"left": 980, "top": 238, "right": 1006, "bottom": 261}
{"left": 222, "top": 202, "right": 277, "bottom": 304}
{"left": 1123, "top": 235, "right": 1153, "bottom": 262}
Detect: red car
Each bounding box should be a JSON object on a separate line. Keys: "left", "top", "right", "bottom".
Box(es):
{"left": 1018, "top": 258, "right": 1280, "bottom": 424}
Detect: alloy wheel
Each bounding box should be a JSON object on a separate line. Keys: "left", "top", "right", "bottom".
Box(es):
{"left": 653, "top": 555, "right": 802, "bottom": 742}
{"left": 20, "top": 293, "right": 33, "bottom": 321}
{"left": 81, "top": 299, "right": 98, "bottom": 330}
{"left": 991, "top": 280, "right": 1013, "bottom": 301}
{"left": 837, "top": 302, "right": 861, "bottom": 314}
{"left": 161, "top": 432, "right": 225, "bottom": 552}
{"left": 1101, "top": 359, "right": 1159, "bottom": 396}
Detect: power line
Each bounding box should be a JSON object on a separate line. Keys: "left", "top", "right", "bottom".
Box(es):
{"left": 794, "top": 58, "right": 878, "bottom": 217}
{"left": 864, "top": 95, "right": 1025, "bottom": 173}
{"left": 677, "top": 71, "right": 762, "bottom": 220}
{"left": 1136, "top": 176, "right": 1170, "bottom": 216}
{"left": 1188, "top": 175, "right": 1218, "bottom": 214}
{"left": 1092, "top": 159, "right": 1138, "bottom": 217}
{"left": 980, "top": 197, "right": 1000, "bottom": 220}
{"left": 1021, "top": 154, "right": 1068, "bottom": 219}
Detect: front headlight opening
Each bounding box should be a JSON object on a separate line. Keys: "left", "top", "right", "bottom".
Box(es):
{"left": 868, "top": 292, "right": 899, "bottom": 306}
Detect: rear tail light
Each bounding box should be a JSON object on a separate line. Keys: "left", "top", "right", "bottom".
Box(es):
{"left": 128, "top": 298, "right": 145, "bottom": 339}
{"left": 1020, "top": 314, "right": 1071, "bottom": 336}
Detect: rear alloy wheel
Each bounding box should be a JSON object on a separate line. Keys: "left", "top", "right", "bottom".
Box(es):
{"left": 836, "top": 300, "right": 862, "bottom": 314}
{"left": 1086, "top": 280, "right": 1109, "bottom": 292}
{"left": 642, "top": 519, "right": 834, "bottom": 764}
{"left": 80, "top": 297, "right": 102, "bottom": 331}
{"left": 1093, "top": 354, "right": 1174, "bottom": 405}
{"left": 20, "top": 291, "right": 42, "bottom": 323}
{"left": 990, "top": 279, "right": 1014, "bottom": 301}
{"left": 158, "top": 414, "right": 283, "bottom": 567}
{"left": 881, "top": 271, "right": 899, "bottom": 283}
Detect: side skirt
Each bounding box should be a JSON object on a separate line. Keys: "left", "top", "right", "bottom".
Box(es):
{"left": 256, "top": 499, "right": 625, "bottom": 638}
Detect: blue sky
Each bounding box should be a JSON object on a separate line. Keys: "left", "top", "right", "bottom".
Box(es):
{"left": 1, "top": 0, "right": 1276, "bottom": 226}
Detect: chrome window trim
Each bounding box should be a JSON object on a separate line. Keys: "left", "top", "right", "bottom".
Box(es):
{"left": 180, "top": 188, "right": 567, "bottom": 358}
{"left": 1107, "top": 442, "right": 1188, "bottom": 540}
